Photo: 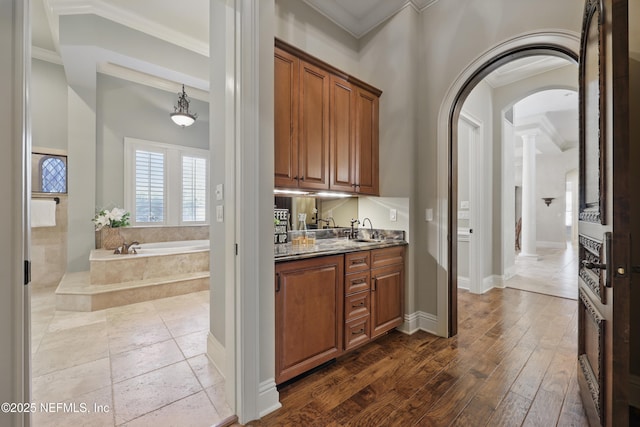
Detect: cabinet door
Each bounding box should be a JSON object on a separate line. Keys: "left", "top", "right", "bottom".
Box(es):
{"left": 299, "top": 61, "right": 330, "bottom": 190}
{"left": 355, "top": 88, "right": 379, "bottom": 195}
{"left": 274, "top": 48, "right": 299, "bottom": 188}
{"left": 329, "top": 75, "right": 357, "bottom": 192}
{"left": 370, "top": 263, "right": 404, "bottom": 338}
{"left": 275, "top": 255, "right": 344, "bottom": 384}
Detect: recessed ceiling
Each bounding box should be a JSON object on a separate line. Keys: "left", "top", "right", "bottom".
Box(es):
{"left": 484, "top": 56, "right": 572, "bottom": 88}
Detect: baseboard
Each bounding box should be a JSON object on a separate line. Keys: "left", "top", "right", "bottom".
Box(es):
{"left": 398, "top": 311, "right": 438, "bottom": 336}
{"left": 537, "top": 241, "right": 567, "bottom": 249}
{"left": 457, "top": 276, "right": 470, "bottom": 290}
{"left": 483, "top": 275, "right": 502, "bottom": 292}
{"left": 207, "top": 332, "right": 226, "bottom": 378}
{"left": 631, "top": 374, "right": 640, "bottom": 409}
{"left": 503, "top": 265, "right": 516, "bottom": 281}
{"left": 258, "top": 379, "right": 281, "bottom": 417}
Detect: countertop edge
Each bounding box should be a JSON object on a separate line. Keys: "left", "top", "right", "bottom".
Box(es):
{"left": 274, "top": 240, "right": 408, "bottom": 263}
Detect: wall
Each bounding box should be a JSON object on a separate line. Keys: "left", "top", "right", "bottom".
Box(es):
{"left": 96, "top": 74, "right": 209, "bottom": 209}
{"left": 417, "top": 0, "right": 583, "bottom": 318}
{"left": 31, "top": 59, "right": 69, "bottom": 288}
{"left": 32, "top": 59, "right": 67, "bottom": 150}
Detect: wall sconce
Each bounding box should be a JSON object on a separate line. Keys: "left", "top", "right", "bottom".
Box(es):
{"left": 542, "top": 197, "right": 555, "bottom": 207}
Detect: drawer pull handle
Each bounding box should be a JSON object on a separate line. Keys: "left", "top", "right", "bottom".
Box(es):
{"left": 352, "top": 279, "right": 366, "bottom": 285}
{"left": 351, "top": 259, "right": 366, "bottom": 265}
{"left": 352, "top": 328, "right": 365, "bottom": 335}
{"left": 275, "top": 273, "right": 281, "bottom": 292}
{"left": 372, "top": 277, "right": 377, "bottom": 291}
{"left": 352, "top": 301, "right": 365, "bottom": 308}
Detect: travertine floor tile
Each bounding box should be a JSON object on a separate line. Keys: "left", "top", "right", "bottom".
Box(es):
{"left": 175, "top": 330, "right": 208, "bottom": 359}
{"left": 112, "top": 361, "right": 202, "bottom": 424}
{"left": 121, "top": 391, "right": 219, "bottom": 427}
{"left": 32, "top": 358, "right": 111, "bottom": 404}
{"left": 111, "top": 339, "right": 184, "bottom": 384}
{"left": 187, "top": 354, "right": 224, "bottom": 389}
{"left": 32, "top": 385, "right": 114, "bottom": 427}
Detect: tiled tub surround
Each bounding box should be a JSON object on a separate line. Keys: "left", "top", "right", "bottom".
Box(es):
{"left": 274, "top": 228, "right": 406, "bottom": 262}
{"left": 95, "top": 225, "right": 209, "bottom": 248}
{"left": 56, "top": 241, "right": 209, "bottom": 312}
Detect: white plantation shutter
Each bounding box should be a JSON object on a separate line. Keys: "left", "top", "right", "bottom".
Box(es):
{"left": 135, "top": 150, "right": 165, "bottom": 223}
{"left": 182, "top": 155, "right": 207, "bottom": 222}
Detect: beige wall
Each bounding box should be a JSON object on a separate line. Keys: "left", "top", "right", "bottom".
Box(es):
{"left": 31, "top": 196, "right": 68, "bottom": 289}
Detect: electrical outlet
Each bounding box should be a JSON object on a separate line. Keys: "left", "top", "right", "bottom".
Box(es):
{"left": 390, "top": 208, "right": 397, "bottom": 222}
{"left": 458, "top": 210, "right": 469, "bottom": 220}
{"left": 460, "top": 200, "right": 469, "bottom": 209}
{"left": 215, "top": 184, "right": 224, "bottom": 201}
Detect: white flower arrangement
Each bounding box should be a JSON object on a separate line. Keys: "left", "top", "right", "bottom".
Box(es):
{"left": 92, "top": 207, "right": 130, "bottom": 231}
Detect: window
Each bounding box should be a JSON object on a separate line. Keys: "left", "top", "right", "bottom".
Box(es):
{"left": 124, "top": 138, "right": 209, "bottom": 225}
{"left": 33, "top": 153, "right": 67, "bottom": 194}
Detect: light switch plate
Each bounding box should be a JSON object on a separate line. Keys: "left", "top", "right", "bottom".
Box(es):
{"left": 215, "top": 184, "right": 224, "bottom": 201}
{"left": 216, "top": 205, "right": 224, "bottom": 222}
{"left": 390, "top": 208, "right": 397, "bottom": 222}
{"left": 425, "top": 208, "right": 433, "bottom": 221}
{"left": 460, "top": 200, "right": 469, "bottom": 209}
{"left": 458, "top": 210, "right": 469, "bottom": 220}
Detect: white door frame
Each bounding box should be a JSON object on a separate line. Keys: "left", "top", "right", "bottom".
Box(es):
{"left": 459, "top": 111, "right": 486, "bottom": 294}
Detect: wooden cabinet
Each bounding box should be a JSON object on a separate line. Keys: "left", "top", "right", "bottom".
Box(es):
{"left": 274, "top": 47, "right": 330, "bottom": 191}
{"left": 274, "top": 39, "right": 381, "bottom": 195}
{"left": 275, "top": 255, "right": 344, "bottom": 384}
{"left": 275, "top": 246, "right": 404, "bottom": 384}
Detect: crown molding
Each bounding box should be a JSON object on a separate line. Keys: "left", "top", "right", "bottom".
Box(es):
{"left": 45, "top": 0, "right": 208, "bottom": 56}
{"left": 97, "top": 62, "right": 209, "bottom": 101}
{"left": 302, "top": 0, "right": 440, "bottom": 39}
{"left": 31, "top": 46, "right": 63, "bottom": 65}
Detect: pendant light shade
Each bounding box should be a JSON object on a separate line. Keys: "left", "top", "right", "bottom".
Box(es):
{"left": 170, "top": 84, "right": 197, "bottom": 127}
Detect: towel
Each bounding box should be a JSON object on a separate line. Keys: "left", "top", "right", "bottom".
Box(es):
{"left": 31, "top": 199, "right": 57, "bottom": 228}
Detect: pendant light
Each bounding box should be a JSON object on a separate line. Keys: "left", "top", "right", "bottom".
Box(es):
{"left": 170, "top": 84, "right": 198, "bottom": 127}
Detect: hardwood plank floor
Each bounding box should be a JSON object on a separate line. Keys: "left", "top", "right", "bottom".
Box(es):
{"left": 246, "top": 288, "right": 588, "bottom": 426}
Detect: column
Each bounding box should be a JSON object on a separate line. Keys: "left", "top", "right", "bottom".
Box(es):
{"left": 519, "top": 132, "right": 538, "bottom": 259}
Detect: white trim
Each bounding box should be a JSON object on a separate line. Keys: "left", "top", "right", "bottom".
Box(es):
{"left": 457, "top": 276, "right": 470, "bottom": 290}
{"left": 457, "top": 227, "right": 471, "bottom": 242}
{"left": 258, "top": 379, "right": 282, "bottom": 418}
{"left": 503, "top": 265, "right": 516, "bottom": 281}
{"left": 397, "top": 311, "right": 438, "bottom": 336}
{"left": 483, "top": 275, "right": 501, "bottom": 292}
{"left": 207, "top": 331, "right": 226, "bottom": 378}
{"left": 436, "top": 30, "right": 580, "bottom": 337}
{"left": 46, "top": 0, "right": 208, "bottom": 56}
{"left": 31, "top": 46, "right": 62, "bottom": 65}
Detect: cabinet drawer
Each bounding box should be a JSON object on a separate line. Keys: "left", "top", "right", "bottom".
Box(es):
{"left": 345, "top": 291, "right": 369, "bottom": 321}
{"left": 345, "top": 251, "right": 370, "bottom": 273}
{"left": 345, "top": 271, "right": 370, "bottom": 295}
{"left": 371, "top": 246, "right": 405, "bottom": 269}
{"left": 344, "top": 316, "right": 370, "bottom": 351}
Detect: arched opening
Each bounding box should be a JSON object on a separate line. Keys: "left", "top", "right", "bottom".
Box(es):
{"left": 441, "top": 36, "right": 579, "bottom": 337}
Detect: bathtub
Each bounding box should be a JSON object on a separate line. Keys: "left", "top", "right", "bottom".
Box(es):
{"left": 134, "top": 239, "right": 210, "bottom": 254}
{"left": 89, "top": 239, "right": 210, "bottom": 285}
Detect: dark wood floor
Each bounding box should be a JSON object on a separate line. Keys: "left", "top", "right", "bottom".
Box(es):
{"left": 246, "top": 288, "right": 588, "bottom": 426}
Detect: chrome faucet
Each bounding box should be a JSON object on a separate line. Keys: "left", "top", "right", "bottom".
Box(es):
{"left": 362, "top": 217, "right": 377, "bottom": 240}
{"left": 318, "top": 217, "right": 336, "bottom": 228}
{"left": 349, "top": 218, "right": 360, "bottom": 239}
{"left": 114, "top": 241, "right": 140, "bottom": 255}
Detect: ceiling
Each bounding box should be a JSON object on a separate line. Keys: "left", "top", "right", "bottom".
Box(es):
{"left": 32, "top": 0, "right": 593, "bottom": 157}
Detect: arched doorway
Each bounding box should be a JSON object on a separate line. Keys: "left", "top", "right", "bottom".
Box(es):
{"left": 436, "top": 32, "right": 580, "bottom": 337}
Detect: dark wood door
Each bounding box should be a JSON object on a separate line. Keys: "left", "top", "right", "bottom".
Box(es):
{"left": 299, "top": 60, "right": 330, "bottom": 190}
{"left": 329, "top": 75, "right": 357, "bottom": 192}
{"left": 274, "top": 47, "right": 299, "bottom": 188}
{"left": 577, "top": 0, "right": 635, "bottom": 425}
{"left": 370, "top": 263, "right": 404, "bottom": 338}
{"left": 354, "top": 87, "right": 379, "bottom": 196}
{"left": 275, "top": 255, "right": 344, "bottom": 384}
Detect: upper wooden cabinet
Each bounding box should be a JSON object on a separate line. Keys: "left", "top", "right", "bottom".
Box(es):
{"left": 274, "top": 39, "right": 382, "bottom": 195}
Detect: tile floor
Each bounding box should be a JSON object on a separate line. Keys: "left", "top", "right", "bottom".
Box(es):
{"left": 30, "top": 287, "right": 231, "bottom": 427}
{"left": 505, "top": 242, "right": 579, "bottom": 299}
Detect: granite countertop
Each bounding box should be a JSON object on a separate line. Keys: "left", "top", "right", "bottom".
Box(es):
{"left": 274, "top": 228, "right": 407, "bottom": 263}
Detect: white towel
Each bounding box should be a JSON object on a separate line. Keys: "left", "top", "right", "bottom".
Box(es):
{"left": 31, "top": 199, "right": 57, "bottom": 228}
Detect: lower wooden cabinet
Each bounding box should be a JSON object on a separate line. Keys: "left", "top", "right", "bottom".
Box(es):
{"left": 275, "top": 245, "right": 405, "bottom": 385}
{"left": 275, "top": 255, "right": 344, "bottom": 384}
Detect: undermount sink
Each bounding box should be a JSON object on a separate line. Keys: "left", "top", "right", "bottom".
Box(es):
{"left": 352, "top": 238, "right": 384, "bottom": 243}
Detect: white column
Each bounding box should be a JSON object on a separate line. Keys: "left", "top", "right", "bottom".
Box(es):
{"left": 520, "top": 132, "right": 538, "bottom": 259}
